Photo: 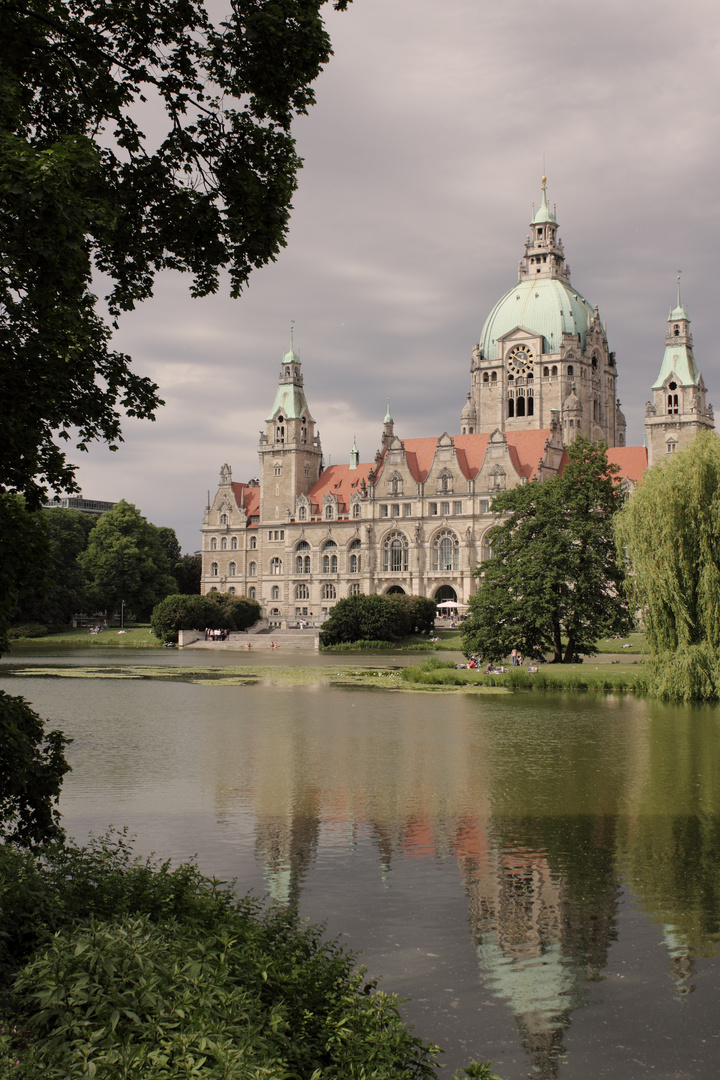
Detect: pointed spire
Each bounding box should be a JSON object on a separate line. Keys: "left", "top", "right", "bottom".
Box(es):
{"left": 350, "top": 436, "right": 359, "bottom": 470}
{"left": 384, "top": 398, "right": 393, "bottom": 424}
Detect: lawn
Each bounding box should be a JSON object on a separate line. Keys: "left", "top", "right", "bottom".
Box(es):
{"left": 8, "top": 625, "right": 161, "bottom": 649}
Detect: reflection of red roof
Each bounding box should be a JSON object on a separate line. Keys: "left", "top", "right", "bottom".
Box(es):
{"left": 557, "top": 445, "right": 648, "bottom": 484}
{"left": 231, "top": 482, "right": 260, "bottom": 523}
{"left": 307, "top": 463, "right": 375, "bottom": 514}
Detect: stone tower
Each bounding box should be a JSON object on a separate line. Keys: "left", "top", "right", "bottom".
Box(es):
{"left": 258, "top": 347, "right": 323, "bottom": 522}
{"left": 462, "top": 179, "right": 624, "bottom": 447}
{"left": 644, "top": 281, "right": 714, "bottom": 467}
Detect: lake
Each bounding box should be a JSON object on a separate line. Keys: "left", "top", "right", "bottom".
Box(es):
{"left": 2, "top": 647, "right": 720, "bottom": 1079}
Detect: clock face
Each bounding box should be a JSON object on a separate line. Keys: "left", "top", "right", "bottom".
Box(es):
{"left": 507, "top": 345, "right": 533, "bottom": 375}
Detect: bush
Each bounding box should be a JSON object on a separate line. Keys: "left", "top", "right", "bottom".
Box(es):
{"left": 321, "top": 594, "right": 437, "bottom": 646}
{"left": 7, "top": 623, "right": 50, "bottom": 640}
{"left": 151, "top": 593, "right": 261, "bottom": 643}
{"left": 0, "top": 693, "right": 70, "bottom": 848}
{"left": 0, "top": 834, "right": 441, "bottom": 1080}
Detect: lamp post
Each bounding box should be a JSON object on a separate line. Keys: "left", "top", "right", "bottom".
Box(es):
{"left": 121, "top": 600, "right": 125, "bottom": 630}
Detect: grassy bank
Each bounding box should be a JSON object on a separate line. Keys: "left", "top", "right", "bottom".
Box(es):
{"left": 400, "top": 657, "right": 647, "bottom": 693}
{"left": 8, "top": 625, "right": 161, "bottom": 648}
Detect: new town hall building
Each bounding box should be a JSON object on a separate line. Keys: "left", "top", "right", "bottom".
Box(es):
{"left": 200, "top": 182, "right": 714, "bottom": 623}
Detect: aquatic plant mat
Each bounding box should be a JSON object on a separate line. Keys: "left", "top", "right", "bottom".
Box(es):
{"left": 1, "top": 661, "right": 648, "bottom": 693}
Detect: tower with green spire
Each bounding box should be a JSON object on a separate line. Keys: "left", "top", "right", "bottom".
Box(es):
{"left": 644, "top": 277, "right": 714, "bottom": 466}
{"left": 258, "top": 345, "right": 323, "bottom": 523}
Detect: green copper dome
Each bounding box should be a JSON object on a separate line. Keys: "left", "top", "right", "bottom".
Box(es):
{"left": 480, "top": 277, "right": 594, "bottom": 361}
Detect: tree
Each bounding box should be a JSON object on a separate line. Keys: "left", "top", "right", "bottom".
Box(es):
{"left": 151, "top": 592, "right": 260, "bottom": 642}
{"left": 173, "top": 553, "right": 202, "bottom": 595}
{"left": 0, "top": 0, "right": 351, "bottom": 507}
{"left": 0, "top": 691, "right": 70, "bottom": 846}
{"left": 0, "top": 495, "right": 50, "bottom": 652}
{"left": 79, "top": 500, "right": 178, "bottom": 620}
{"left": 320, "top": 593, "right": 437, "bottom": 646}
{"left": 614, "top": 430, "right": 720, "bottom": 700}
{"left": 13, "top": 508, "right": 95, "bottom": 628}
{"left": 462, "top": 439, "right": 630, "bottom": 664}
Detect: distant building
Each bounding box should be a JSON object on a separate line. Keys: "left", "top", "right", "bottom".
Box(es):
{"left": 200, "top": 181, "right": 713, "bottom": 624}
{"left": 45, "top": 495, "right": 117, "bottom": 516}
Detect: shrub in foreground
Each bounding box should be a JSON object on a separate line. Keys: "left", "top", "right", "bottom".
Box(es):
{"left": 0, "top": 833, "right": 442, "bottom": 1079}
{"left": 321, "top": 594, "right": 436, "bottom": 646}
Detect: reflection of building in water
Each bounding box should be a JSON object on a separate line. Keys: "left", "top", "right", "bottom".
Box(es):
{"left": 456, "top": 814, "right": 620, "bottom": 1080}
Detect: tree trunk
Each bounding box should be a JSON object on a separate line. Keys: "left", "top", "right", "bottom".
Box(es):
{"left": 563, "top": 632, "right": 575, "bottom": 664}
{"left": 552, "top": 618, "right": 563, "bottom": 663}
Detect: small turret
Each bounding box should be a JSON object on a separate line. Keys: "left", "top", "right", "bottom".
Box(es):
{"left": 382, "top": 399, "right": 394, "bottom": 451}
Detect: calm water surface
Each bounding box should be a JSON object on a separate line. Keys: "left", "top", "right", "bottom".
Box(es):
{"left": 2, "top": 647, "right": 720, "bottom": 1079}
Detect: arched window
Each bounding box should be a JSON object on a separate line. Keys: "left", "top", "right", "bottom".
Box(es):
{"left": 482, "top": 371, "right": 489, "bottom": 383}
{"left": 210, "top": 586, "right": 218, "bottom": 593}
{"left": 551, "top": 365, "right": 558, "bottom": 376}
{"left": 433, "top": 530, "right": 460, "bottom": 572}
{"left": 271, "top": 586, "right": 280, "bottom": 600}
{"left": 295, "top": 583, "right": 309, "bottom": 600}
{"left": 210, "top": 562, "right": 219, "bottom": 576}
{"left": 210, "top": 537, "right": 217, "bottom": 551}
{"left": 270, "top": 557, "right": 282, "bottom": 575}
{"left": 543, "top": 366, "right": 549, "bottom": 377}
{"left": 352, "top": 502, "right": 360, "bottom": 519}
{"left": 249, "top": 535, "right": 257, "bottom": 550}
{"left": 349, "top": 538, "right": 361, "bottom": 574}
{"left": 273, "top": 461, "right": 282, "bottom": 476}
{"left": 298, "top": 505, "right": 307, "bottom": 521}
{"left": 228, "top": 562, "right": 236, "bottom": 576}
{"left": 592, "top": 356, "right": 598, "bottom": 370}
{"left": 437, "top": 470, "right": 453, "bottom": 495}
{"left": 508, "top": 396, "right": 515, "bottom": 418}
{"left": 388, "top": 472, "right": 403, "bottom": 496}
{"left": 527, "top": 392, "right": 534, "bottom": 417}
{"left": 491, "top": 371, "right": 497, "bottom": 383}
{"left": 668, "top": 393, "right": 679, "bottom": 415}
{"left": 567, "top": 365, "right": 574, "bottom": 376}
{"left": 221, "top": 537, "right": 227, "bottom": 550}
{"left": 276, "top": 416, "right": 285, "bottom": 442}
{"left": 481, "top": 534, "right": 493, "bottom": 561}
{"left": 231, "top": 536, "right": 238, "bottom": 550}
{"left": 249, "top": 587, "right": 256, "bottom": 599}
{"left": 349, "top": 583, "right": 361, "bottom": 596}
{"left": 249, "top": 561, "right": 256, "bottom": 577}
{"left": 383, "top": 531, "right": 408, "bottom": 573}
{"left": 295, "top": 540, "right": 310, "bottom": 574}
{"left": 229, "top": 587, "right": 236, "bottom": 595}
{"left": 321, "top": 583, "right": 336, "bottom": 600}
{"left": 516, "top": 395, "right": 526, "bottom": 417}
{"left": 324, "top": 503, "right": 334, "bottom": 520}
{"left": 220, "top": 513, "right": 227, "bottom": 525}
{"left": 322, "top": 540, "right": 338, "bottom": 574}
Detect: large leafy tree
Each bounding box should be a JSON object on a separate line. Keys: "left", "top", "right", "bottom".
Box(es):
{"left": 13, "top": 508, "right": 96, "bottom": 628}
{"left": 79, "top": 500, "right": 178, "bottom": 619}
{"left": 0, "top": 0, "right": 350, "bottom": 506}
{"left": 462, "top": 439, "right": 630, "bottom": 664}
{"left": 614, "top": 430, "right": 720, "bottom": 700}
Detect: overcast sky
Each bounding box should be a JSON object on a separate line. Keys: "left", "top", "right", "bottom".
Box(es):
{"left": 71, "top": 0, "right": 720, "bottom": 552}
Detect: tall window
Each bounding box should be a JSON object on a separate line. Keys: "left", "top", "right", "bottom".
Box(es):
{"left": 272, "top": 586, "right": 280, "bottom": 600}
{"left": 383, "top": 531, "right": 408, "bottom": 573}
{"left": 211, "top": 562, "right": 218, "bottom": 576}
{"left": 322, "top": 541, "right": 338, "bottom": 574}
{"left": 220, "top": 514, "right": 227, "bottom": 525}
{"left": 433, "top": 530, "right": 459, "bottom": 572}
{"left": 249, "top": 561, "right": 256, "bottom": 576}
{"left": 296, "top": 540, "right": 310, "bottom": 574}
{"left": 324, "top": 503, "right": 334, "bottom": 520}
{"left": 352, "top": 503, "right": 360, "bottom": 519}
{"left": 295, "top": 584, "right": 309, "bottom": 600}
{"left": 231, "top": 536, "right": 238, "bottom": 550}
{"left": 321, "top": 583, "right": 336, "bottom": 600}
{"left": 221, "top": 537, "right": 227, "bottom": 550}
{"left": 481, "top": 534, "right": 493, "bottom": 561}
{"left": 349, "top": 583, "right": 361, "bottom": 596}
{"left": 249, "top": 587, "right": 256, "bottom": 599}
{"left": 210, "top": 537, "right": 217, "bottom": 551}
{"left": 250, "top": 535, "right": 257, "bottom": 550}
{"left": 298, "top": 505, "right": 307, "bottom": 521}
{"left": 349, "top": 538, "right": 361, "bottom": 574}
{"left": 269, "top": 557, "right": 282, "bottom": 575}
{"left": 228, "top": 562, "right": 236, "bottom": 576}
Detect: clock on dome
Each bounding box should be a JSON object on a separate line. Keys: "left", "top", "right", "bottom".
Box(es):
{"left": 507, "top": 345, "right": 533, "bottom": 376}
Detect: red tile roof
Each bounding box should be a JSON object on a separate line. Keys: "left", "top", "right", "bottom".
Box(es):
{"left": 232, "top": 482, "right": 261, "bottom": 522}
{"left": 307, "top": 463, "right": 375, "bottom": 514}
{"left": 557, "top": 445, "right": 648, "bottom": 485}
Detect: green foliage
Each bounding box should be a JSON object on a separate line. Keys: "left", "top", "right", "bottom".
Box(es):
{"left": 0, "top": 0, "right": 351, "bottom": 507}
{"left": 173, "top": 552, "right": 203, "bottom": 595}
{"left": 615, "top": 433, "right": 720, "bottom": 700}
{"left": 0, "top": 833, "right": 440, "bottom": 1080}
{"left": 0, "top": 495, "right": 50, "bottom": 653}
{"left": 320, "top": 594, "right": 437, "bottom": 646}
{"left": 462, "top": 439, "right": 630, "bottom": 664}
{"left": 12, "top": 508, "right": 95, "bottom": 628}
{"left": 0, "top": 692, "right": 70, "bottom": 847}
{"left": 6, "top": 623, "right": 51, "bottom": 640}
{"left": 79, "top": 500, "right": 178, "bottom": 620}
{"left": 151, "top": 593, "right": 261, "bottom": 643}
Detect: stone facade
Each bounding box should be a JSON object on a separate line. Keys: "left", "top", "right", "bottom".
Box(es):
{"left": 200, "top": 184, "right": 713, "bottom": 622}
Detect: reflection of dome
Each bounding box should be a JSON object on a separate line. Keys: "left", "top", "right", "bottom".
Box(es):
{"left": 480, "top": 278, "right": 595, "bottom": 361}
